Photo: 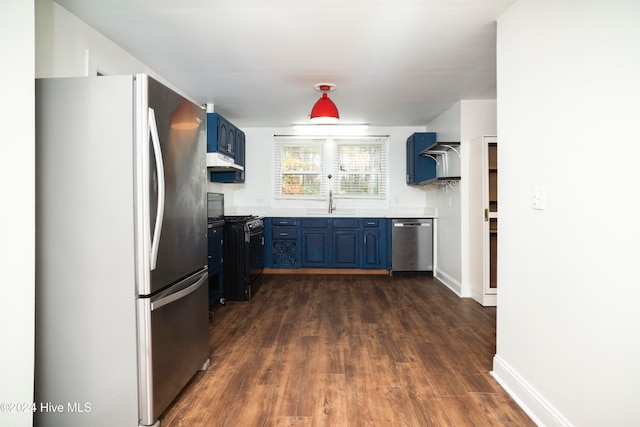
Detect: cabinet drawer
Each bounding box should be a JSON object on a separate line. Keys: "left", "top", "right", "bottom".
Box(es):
{"left": 272, "top": 227, "right": 297, "bottom": 239}
{"left": 362, "top": 219, "right": 380, "bottom": 228}
{"left": 332, "top": 218, "right": 359, "bottom": 229}
{"left": 272, "top": 218, "right": 298, "bottom": 227}
{"left": 300, "top": 218, "right": 328, "bottom": 228}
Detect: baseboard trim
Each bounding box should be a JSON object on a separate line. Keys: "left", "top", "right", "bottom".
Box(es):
{"left": 471, "top": 290, "right": 497, "bottom": 306}
{"left": 482, "top": 293, "right": 497, "bottom": 306}
{"left": 491, "top": 355, "right": 571, "bottom": 427}
{"left": 263, "top": 268, "right": 390, "bottom": 275}
{"left": 433, "top": 270, "right": 463, "bottom": 297}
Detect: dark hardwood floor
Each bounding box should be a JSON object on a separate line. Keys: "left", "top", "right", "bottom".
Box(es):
{"left": 160, "top": 274, "right": 534, "bottom": 426}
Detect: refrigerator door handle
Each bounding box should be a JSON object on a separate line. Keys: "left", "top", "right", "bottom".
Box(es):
{"left": 148, "top": 108, "right": 166, "bottom": 270}
{"left": 151, "top": 271, "right": 207, "bottom": 311}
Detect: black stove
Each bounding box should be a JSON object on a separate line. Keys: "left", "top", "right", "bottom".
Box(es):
{"left": 224, "top": 215, "right": 256, "bottom": 222}
{"left": 222, "top": 215, "right": 264, "bottom": 300}
{"left": 223, "top": 215, "right": 263, "bottom": 230}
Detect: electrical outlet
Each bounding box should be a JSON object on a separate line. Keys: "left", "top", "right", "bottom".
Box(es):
{"left": 532, "top": 187, "right": 546, "bottom": 210}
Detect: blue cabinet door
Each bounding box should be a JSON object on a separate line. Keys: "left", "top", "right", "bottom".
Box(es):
{"left": 234, "top": 130, "right": 245, "bottom": 183}
{"left": 217, "top": 115, "right": 233, "bottom": 157}
{"left": 406, "top": 132, "right": 437, "bottom": 185}
{"left": 302, "top": 229, "right": 329, "bottom": 267}
{"left": 301, "top": 218, "right": 329, "bottom": 267}
{"left": 206, "top": 113, "right": 233, "bottom": 157}
{"left": 331, "top": 218, "right": 359, "bottom": 268}
{"left": 206, "top": 113, "right": 219, "bottom": 153}
{"left": 332, "top": 230, "right": 359, "bottom": 268}
{"left": 361, "top": 218, "right": 386, "bottom": 268}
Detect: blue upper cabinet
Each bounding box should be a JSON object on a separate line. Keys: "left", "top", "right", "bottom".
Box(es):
{"left": 234, "top": 130, "right": 245, "bottom": 183}
{"left": 207, "top": 113, "right": 245, "bottom": 183}
{"left": 207, "top": 113, "right": 234, "bottom": 157}
{"left": 406, "top": 132, "right": 437, "bottom": 185}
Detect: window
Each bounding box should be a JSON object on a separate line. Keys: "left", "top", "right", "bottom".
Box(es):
{"left": 274, "top": 136, "right": 388, "bottom": 200}
{"left": 274, "top": 140, "right": 326, "bottom": 199}
{"left": 335, "top": 142, "right": 386, "bottom": 198}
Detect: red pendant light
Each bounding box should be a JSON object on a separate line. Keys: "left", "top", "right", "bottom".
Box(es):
{"left": 310, "top": 83, "right": 339, "bottom": 123}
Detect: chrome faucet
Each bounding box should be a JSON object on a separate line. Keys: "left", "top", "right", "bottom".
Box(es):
{"left": 328, "top": 190, "right": 335, "bottom": 214}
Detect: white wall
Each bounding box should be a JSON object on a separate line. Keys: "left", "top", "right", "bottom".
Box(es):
{"left": 426, "top": 101, "right": 496, "bottom": 296}
{"left": 215, "top": 126, "right": 431, "bottom": 216}
{"left": 0, "top": 1, "right": 35, "bottom": 426}
{"left": 426, "top": 103, "right": 463, "bottom": 289}
{"left": 35, "top": 0, "right": 197, "bottom": 102}
{"left": 493, "top": 1, "right": 640, "bottom": 426}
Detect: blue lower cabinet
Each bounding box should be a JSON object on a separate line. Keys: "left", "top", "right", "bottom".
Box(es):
{"left": 362, "top": 228, "right": 381, "bottom": 268}
{"left": 265, "top": 217, "right": 387, "bottom": 269}
{"left": 301, "top": 230, "right": 329, "bottom": 267}
{"left": 331, "top": 218, "right": 360, "bottom": 268}
{"left": 301, "top": 218, "right": 329, "bottom": 267}
{"left": 271, "top": 239, "right": 299, "bottom": 267}
{"left": 265, "top": 218, "right": 300, "bottom": 268}
{"left": 362, "top": 218, "right": 387, "bottom": 269}
{"left": 332, "top": 230, "right": 359, "bottom": 267}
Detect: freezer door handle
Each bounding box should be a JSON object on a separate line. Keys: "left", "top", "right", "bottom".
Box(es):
{"left": 151, "top": 271, "right": 207, "bottom": 311}
{"left": 148, "top": 108, "right": 166, "bottom": 270}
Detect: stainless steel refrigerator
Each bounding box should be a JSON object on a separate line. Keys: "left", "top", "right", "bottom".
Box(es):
{"left": 35, "top": 75, "right": 209, "bottom": 427}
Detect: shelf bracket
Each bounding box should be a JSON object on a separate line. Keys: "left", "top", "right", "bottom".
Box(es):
{"left": 439, "top": 144, "right": 460, "bottom": 157}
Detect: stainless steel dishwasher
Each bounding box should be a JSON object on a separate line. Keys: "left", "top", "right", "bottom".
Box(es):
{"left": 391, "top": 218, "right": 433, "bottom": 272}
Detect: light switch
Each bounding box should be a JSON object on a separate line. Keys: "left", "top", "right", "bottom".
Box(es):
{"left": 532, "top": 187, "right": 546, "bottom": 210}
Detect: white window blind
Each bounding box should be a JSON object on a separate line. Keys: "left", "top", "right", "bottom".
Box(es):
{"left": 273, "top": 136, "right": 388, "bottom": 200}
{"left": 334, "top": 138, "right": 387, "bottom": 199}
{"left": 274, "top": 138, "right": 327, "bottom": 200}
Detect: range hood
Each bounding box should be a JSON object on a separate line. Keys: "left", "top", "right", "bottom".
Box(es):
{"left": 206, "top": 152, "right": 244, "bottom": 171}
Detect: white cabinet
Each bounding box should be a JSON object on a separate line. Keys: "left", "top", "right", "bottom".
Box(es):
{"left": 469, "top": 136, "right": 498, "bottom": 306}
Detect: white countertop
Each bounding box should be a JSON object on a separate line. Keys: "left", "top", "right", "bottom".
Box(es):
{"left": 226, "top": 207, "right": 437, "bottom": 219}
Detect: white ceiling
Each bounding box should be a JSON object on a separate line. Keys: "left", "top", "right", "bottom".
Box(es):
{"left": 53, "top": 0, "right": 515, "bottom": 128}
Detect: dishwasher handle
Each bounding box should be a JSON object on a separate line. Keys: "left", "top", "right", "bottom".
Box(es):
{"left": 393, "top": 222, "right": 432, "bottom": 227}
